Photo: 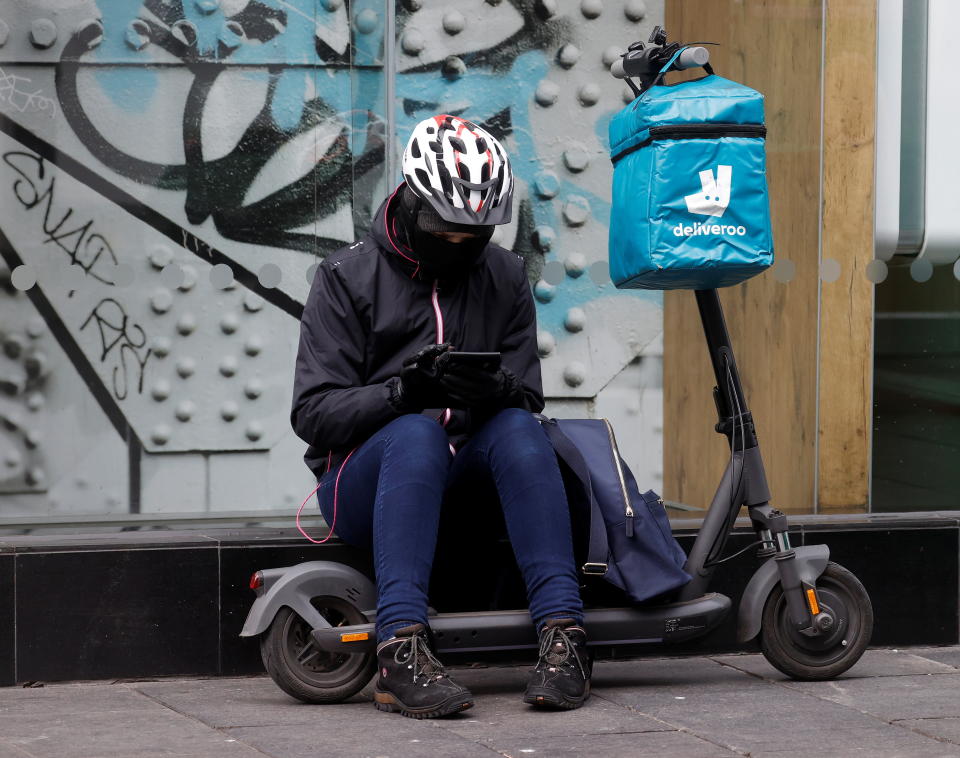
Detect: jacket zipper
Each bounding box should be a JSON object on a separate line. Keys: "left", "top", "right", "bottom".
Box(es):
{"left": 602, "top": 418, "right": 635, "bottom": 537}
{"left": 611, "top": 123, "right": 766, "bottom": 165}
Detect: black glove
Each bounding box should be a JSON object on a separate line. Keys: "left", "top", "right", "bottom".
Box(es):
{"left": 437, "top": 360, "right": 525, "bottom": 409}
{"left": 389, "top": 343, "right": 452, "bottom": 412}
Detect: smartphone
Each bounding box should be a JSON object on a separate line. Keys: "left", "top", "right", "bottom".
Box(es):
{"left": 438, "top": 351, "right": 502, "bottom": 372}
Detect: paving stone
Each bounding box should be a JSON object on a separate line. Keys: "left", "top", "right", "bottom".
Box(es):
{"left": 226, "top": 720, "right": 499, "bottom": 758}
{"left": 478, "top": 730, "right": 736, "bottom": 756}
{"left": 596, "top": 667, "right": 955, "bottom": 756}
{"left": 789, "top": 673, "right": 960, "bottom": 721}
{"left": 895, "top": 718, "right": 960, "bottom": 745}
{"left": 132, "top": 675, "right": 357, "bottom": 727}
{"left": 712, "top": 649, "right": 957, "bottom": 680}
{"left": 0, "top": 684, "right": 260, "bottom": 758}
{"left": 908, "top": 647, "right": 960, "bottom": 670}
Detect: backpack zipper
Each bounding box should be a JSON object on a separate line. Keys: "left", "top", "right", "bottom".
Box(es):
{"left": 611, "top": 123, "right": 766, "bottom": 165}
{"left": 602, "top": 418, "right": 635, "bottom": 537}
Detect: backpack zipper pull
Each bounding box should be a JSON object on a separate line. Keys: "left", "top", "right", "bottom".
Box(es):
{"left": 625, "top": 514, "right": 634, "bottom": 538}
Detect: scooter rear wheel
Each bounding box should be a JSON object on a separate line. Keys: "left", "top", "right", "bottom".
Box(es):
{"left": 260, "top": 597, "right": 375, "bottom": 704}
{"left": 760, "top": 561, "right": 873, "bottom": 681}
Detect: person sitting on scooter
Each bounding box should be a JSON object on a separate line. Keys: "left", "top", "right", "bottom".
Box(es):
{"left": 291, "top": 115, "right": 591, "bottom": 717}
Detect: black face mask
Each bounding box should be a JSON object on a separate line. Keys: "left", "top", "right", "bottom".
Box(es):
{"left": 411, "top": 226, "right": 492, "bottom": 281}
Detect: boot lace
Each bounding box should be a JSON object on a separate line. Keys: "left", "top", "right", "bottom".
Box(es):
{"left": 537, "top": 625, "right": 587, "bottom": 679}
{"left": 395, "top": 632, "right": 449, "bottom": 685}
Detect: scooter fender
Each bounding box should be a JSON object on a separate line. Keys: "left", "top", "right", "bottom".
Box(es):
{"left": 736, "top": 544, "right": 830, "bottom": 643}
{"left": 239, "top": 561, "right": 377, "bottom": 638}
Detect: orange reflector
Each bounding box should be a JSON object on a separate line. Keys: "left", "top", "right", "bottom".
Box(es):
{"left": 805, "top": 588, "right": 820, "bottom": 615}
{"left": 340, "top": 632, "right": 370, "bottom": 642}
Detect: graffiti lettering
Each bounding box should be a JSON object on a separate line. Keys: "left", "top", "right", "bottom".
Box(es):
{"left": 79, "top": 298, "right": 152, "bottom": 401}
{"left": 0, "top": 67, "right": 57, "bottom": 118}
{"left": 2, "top": 151, "right": 119, "bottom": 283}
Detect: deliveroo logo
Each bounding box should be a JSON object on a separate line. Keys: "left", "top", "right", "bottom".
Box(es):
{"left": 674, "top": 164, "right": 746, "bottom": 237}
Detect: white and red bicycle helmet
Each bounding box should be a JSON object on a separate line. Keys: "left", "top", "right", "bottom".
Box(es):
{"left": 401, "top": 115, "right": 514, "bottom": 226}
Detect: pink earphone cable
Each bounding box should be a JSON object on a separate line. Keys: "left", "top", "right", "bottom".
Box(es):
{"left": 296, "top": 447, "right": 357, "bottom": 544}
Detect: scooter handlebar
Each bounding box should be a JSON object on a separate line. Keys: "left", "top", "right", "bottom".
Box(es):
{"left": 610, "top": 45, "right": 710, "bottom": 79}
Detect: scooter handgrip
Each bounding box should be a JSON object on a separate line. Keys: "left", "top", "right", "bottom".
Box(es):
{"left": 610, "top": 57, "right": 627, "bottom": 79}
{"left": 676, "top": 46, "right": 710, "bottom": 70}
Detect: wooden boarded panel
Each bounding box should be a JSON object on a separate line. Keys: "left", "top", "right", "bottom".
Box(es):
{"left": 662, "top": 0, "right": 823, "bottom": 514}
{"left": 817, "top": 1, "right": 877, "bottom": 513}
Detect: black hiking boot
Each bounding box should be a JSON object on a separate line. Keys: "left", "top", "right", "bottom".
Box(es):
{"left": 523, "top": 618, "right": 592, "bottom": 710}
{"left": 373, "top": 623, "right": 474, "bottom": 719}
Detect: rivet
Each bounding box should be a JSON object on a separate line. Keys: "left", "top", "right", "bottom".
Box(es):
{"left": 321, "top": 0, "right": 343, "bottom": 10}
{"left": 557, "top": 44, "right": 580, "bottom": 68}
{"left": 220, "top": 20, "right": 245, "bottom": 49}
{"left": 443, "top": 10, "right": 465, "bottom": 34}
{"left": 589, "top": 260, "right": 611, "bottom": 285}
{"left": 602, "top": 46, "right": 624, "bottom": 68}
{"left": 25, "top": 429, "right": 41, "bottom": 449}
{"left": 221, "top": 401, "right": 239, "bottom": 422}
{"left": 581, "top": 0, "right": 603, "bottom": 19}
{"left": 75, "top": 19, "right": 103, "bottom": 50}
{"left": 354, "top": 9, "right": 379, "bottom": 34}
{"left": 125, "top": 19, "right": 151, "bottom": 50}
{"left": 152, "top": 337, "right": 172, "bottom": 358}
{"left": 25, "top": 467, "right": 46, "bottom": 487}
{"left": 257, "top": 263, "right": 282, "bottom": 289}
{"left": 175, "top": 401, "right": 196, "bottom": 422}
{"left": 534, "top": 173, "right": 560, "bottom": 199}
{"left": 24, "top": 351, "right": 49, "bottom": 379}
{"left": 160, "top": 264, "right": 184, "bottom": 290}
{"left": 562, "top": 197, "right": 590, "bottom": 227}
{"left": 401, "top": 29, "right": 424, "bottom": 55}
{"left": 624, "top": 0, "right": 647, "bottom": 21}
{"left": 537, "top": 331, "right": 556, "bottom": 357}
{"left": 150, "top": 289, "right": 173, "bottom": 314}
{"left": 151, "top": 380, "right": 171, "bottom": 402}
{"left": 533, "top": 226, "right": 556, "bottom": 252}
{"left": 535, "top": 0, "right": 558, "bottom": 19}
{"left": 534, "top": 281, "right": 556, "bottom": 303}
{"left": 564, "top": 307, "right": 586, "bottom": 333}
{"left": 178, "top": 265, "right": 197, "bottom": 292}
{"left": 0, "top": 19, "right": 8, "bottom": 47}
{"left": 30, "top": 19, "right": 58, "bottom": 49}
{"left": 176, "top": 357, "right": 196, "bottom": 378}
{"left": 563, "top": 147, "right": 589, "bottom": 173}
{"left": 243, "top": 293, "right": 264, "bottom": 313}
{"left": 244, "top": 336, "right": 263, "bottom": 357}
{"left": 2, "top": 406, "right": 22, "bottom": 430}
{"left": 246, "top": 422, "right": 264, "bottom": 442}
{"left": 220, "top": 356, "right": 239, "bottom": 377}
{"left": 402, "top": 0, "right": 422, "bottom": 10}
{"left": 3, "top": 333, "right": 25, "bottom": 359}
{"left": 194, "top": 0, "right": 220, "bottom": 14}
{"left": 244, "top": 378, "right": 263, "bottom": 399}
{"left": 305, "top": 262, "right": 320, "bottom": 285}
{"left": 150, "top": 425, "right": 171, "bottom": 446}
{"left": 442, "top": 56, "right": 466, "bottom": 80}
{"left": 541, "top": 260, "right": 565, "bottom": 286}
{"left": 149, "top": 245, "right": 173, "bottom": 270}
{"left": 210, "top": 263, "right": 234, "bottom": 289}
{"left": 535, "top": 81, "right": 559, "bottom": 107}
{"left": 26, "top": 392, "right": 44, "bottom": 412}
{"left": 563, "top": 362, "right": 587, "bottom": 387}
{"left": 171, "top": 20, "right": 198, "bottom": 47}
{"left": 4, "top": 451, "right": 20, "bottom": 468}
{"left": 220, "top": 313, "right": 240, "bottom": 335}
{"left": 10, "top": 265, "right": 36, "bottom": 291}
{"left": 177, "top": 314, "right": 197, "bottom": 336}
{"left": 486, "top": 0, "right": 503, "bottom": 5}
{"left": 565, "top": 253, "right": 587, "bottom": 278}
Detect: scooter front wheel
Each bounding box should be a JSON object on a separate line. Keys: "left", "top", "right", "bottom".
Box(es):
{"left": 260, "top": 597, "right": 375, "bottom": 704}
{"left": 760, "top": 561, "right": 873, "bottom": 681}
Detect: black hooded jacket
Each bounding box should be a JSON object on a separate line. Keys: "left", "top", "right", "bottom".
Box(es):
{"left": 291, "top": 185, "right": 545, "bottom": 479}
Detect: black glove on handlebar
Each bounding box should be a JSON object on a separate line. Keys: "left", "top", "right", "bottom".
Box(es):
{"left": 389, "top": 343, "right": 453, "bottom": 412}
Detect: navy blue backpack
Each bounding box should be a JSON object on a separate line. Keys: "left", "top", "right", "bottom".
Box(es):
{"left": 539, "top": 417, "right": 691, "bottom": 604}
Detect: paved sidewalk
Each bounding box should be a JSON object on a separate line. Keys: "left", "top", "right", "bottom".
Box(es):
{"left": 2, "top": 647, "right": 960, "bottom": 757}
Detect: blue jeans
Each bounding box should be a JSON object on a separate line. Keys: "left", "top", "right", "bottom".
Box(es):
{"left": 317, "top": 408, "right": 583, "bottom": 642}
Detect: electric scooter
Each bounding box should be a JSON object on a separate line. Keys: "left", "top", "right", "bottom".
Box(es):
{"left": 240, "top": 30, "right": 874, "bottom": 705}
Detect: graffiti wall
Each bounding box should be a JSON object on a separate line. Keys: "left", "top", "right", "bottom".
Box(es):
{"left": 0, "top": 0, "right": 664, "bottom": 521}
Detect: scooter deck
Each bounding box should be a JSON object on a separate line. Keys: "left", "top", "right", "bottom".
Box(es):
{"left": 312, "top": 592, "right": 731, "bottom": 655}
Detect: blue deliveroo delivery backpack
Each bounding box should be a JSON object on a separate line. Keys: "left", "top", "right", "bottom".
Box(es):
{"left": 608, "top": 48, "right": 774, "bottom": 289}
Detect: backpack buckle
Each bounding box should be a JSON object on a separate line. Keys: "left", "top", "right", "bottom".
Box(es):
{"left": 581, "top": 562, "right": 608, "bottom": 576}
